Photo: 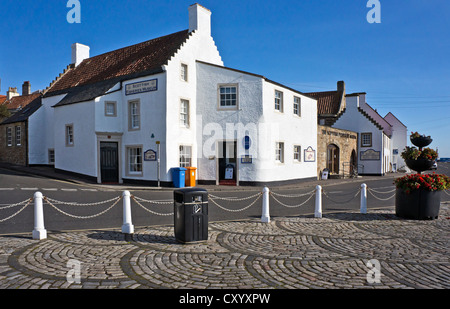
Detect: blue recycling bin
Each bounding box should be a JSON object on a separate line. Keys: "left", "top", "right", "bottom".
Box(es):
{"left": 172, "top": 167, "right": 187, "bottom": 188}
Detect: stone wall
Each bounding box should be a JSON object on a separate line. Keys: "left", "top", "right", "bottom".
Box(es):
{"left": 317, "top": 125, "right": 357, "bottom": 178}
{"left": 0, "top": 121, "right": 27, "bottom": 166}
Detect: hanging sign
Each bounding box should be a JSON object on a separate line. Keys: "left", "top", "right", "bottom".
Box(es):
{"left": 304, "top": 146, "right": 316, "bottom": 162}
{"left": 144, "top": 149, "right": 157, "bottom": 161}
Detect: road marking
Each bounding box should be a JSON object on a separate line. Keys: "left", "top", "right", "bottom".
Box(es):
{"left": 42, "top": 188, "right": 58, "bottom": 191}
{"left": 20, "top": 188, "right": 38, "bottom": 191}
{"left": 81, "top": 188, "right": 98, "bottom": 192}
{"left": 0, "top": 188, "right": 14, "bottom": 191}
{"left": 61, "top": 188, "right": 78, "bottom": 192}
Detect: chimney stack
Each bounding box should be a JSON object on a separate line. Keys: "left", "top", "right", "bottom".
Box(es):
{"left": 7, "top": 87, "right": 19, "bottom": 100}
{"left": 22, "top": 81, "right": 31, "bottom": 96}
{"left": 337, "top": 81, "right": 345, "bottom": 93}
{"left": 71, "top": 43, "right": 90, "bottom": 67}
{"left": 189, "top": 3, "right": 212, "bottom": 36}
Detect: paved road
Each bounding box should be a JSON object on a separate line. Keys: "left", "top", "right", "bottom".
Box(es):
{"left": 0, "top": 165, "right": 449, "bottom": 291}
{"left": 1, "top": 165, "right": 450, "bottom": 235}
{"left": 0, "top": 205, "right": 448, "bottom": 291}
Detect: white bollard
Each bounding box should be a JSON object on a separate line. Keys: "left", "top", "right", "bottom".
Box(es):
{"left": 360, "top": 183, "right": 367, "bottom": 214}
{"left": 315, "top": 185, "right": 322, "bottom": 218}
{"left": 121, "top": 191, "right": 134, "bottom": 234}
{"left": 261, "top": 187, "right": 270, "bottom": 223}
{"left": 32, "top": 192, "right": 47, "bottom": 240}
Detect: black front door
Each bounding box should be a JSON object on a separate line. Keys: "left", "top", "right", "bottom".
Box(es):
{"left": 218, "top": 141, "right": 237, "bottom": 185}
{"left": 100, "top": 142, "right": 119, "bottom": 183}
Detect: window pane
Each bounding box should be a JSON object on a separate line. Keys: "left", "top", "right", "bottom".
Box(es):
{"left": 130, "top": 102, "right": 140, "bottom": 129}
{"left": 106, "top": 102, "right": 116, "bottom": 116}
{"left": 294, "top": 97, "right": 301, "bottom": 116}
{"left": 181, "top": 64, "right": 188, "bottom": 81}
{"left": 179, "top": 145, "right": 192, "bottom": 167}
{"left": 66, "top": 125, "right": 73, "bottom": 145}
{"left": 128, "top": 147, "right": 142, "bottom": 172}
{"left": 6, "top": 127, "right": 12, "bottom": 146}
{"left": 180, "top": 99, "right": 189, "bottom": 126}
{"left": 15, "top": 126, "right": 21, "bottom": 146}
{"left": 276, "top": 142, "right": 284, "bottom": 162}
{"left": 275, "top": 91, "right": 283, "bottom": 111}
{"left": 219, "top": 86, "right": 237, "bottom": 107}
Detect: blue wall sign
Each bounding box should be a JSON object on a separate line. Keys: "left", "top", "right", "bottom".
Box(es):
{"left": 243, "top": 136, "right": 252, "bottom": 150}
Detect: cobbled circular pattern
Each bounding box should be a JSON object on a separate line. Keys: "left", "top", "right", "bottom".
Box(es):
{"left": 0, "top": 205, "right": 449, "bottom": 289}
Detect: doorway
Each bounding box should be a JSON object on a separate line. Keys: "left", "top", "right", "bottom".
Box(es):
{"left": 327, "top": 144, "right": 340, "bottom": 174}
{"left": 217, "top": 141, "right": 237, "bottom": 185}
{"left": 100, "top": 142, "right": 119, "bottom": 183}
{"left": 350, "top": 149, "right": 357, "bottom": 175}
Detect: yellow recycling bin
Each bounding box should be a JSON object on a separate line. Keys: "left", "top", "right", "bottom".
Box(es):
{"left": 185, "top": 167, "right": 197, "bottom": 187}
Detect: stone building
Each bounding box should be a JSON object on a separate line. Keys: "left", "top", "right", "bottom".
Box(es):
{"left": 0, "top": 84, "right": 42, "bottom": 166}
{"left": 307, "top": 81, "right": 358, "bottom": 178}
{"left": 317, "top": 125, "right": 357, "bottom": 178}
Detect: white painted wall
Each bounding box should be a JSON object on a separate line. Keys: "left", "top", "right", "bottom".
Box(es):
{"left": 384, "top": 112, "right": 407, "bottom": 170}
{"left": 28, "top": 94, "right": 66, "bottom": 165}
{"left": 259, "top": 80, "right": 317, "bottom": 182}
{"left": 54, "top": 100, "right": 96, "bottom": 177}
{"left": 119, "top": 72, "right": 168, "bottom": 182}
{"left": 196, "top": 62, "right": 317, "bottom": 184}
{"left": 163, "top": 26, "right": 223, "bottom": 182}
{"left": 333, "top": 95, "right": 385, "bottom": 175}
{"left": 196, "top": 62, "right": 264, "bottom": 183}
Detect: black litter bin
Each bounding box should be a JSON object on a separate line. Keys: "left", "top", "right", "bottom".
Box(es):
{"left": 174, "top": 188, "right": 208, "bottom": 243}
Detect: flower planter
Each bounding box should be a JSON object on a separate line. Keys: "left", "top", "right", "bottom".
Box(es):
{"left": 395, "top": 188, "right": 441, "bottom": 220}
{"left": 410, "top": 136, "right": 432, "bottom": 148}
{"left": 405, "top": 158, "right": 434, "bottom": 173}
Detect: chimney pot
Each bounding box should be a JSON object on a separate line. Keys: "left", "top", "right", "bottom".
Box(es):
{"left": 7, "top": 87, "right": 19, "bottom": 100}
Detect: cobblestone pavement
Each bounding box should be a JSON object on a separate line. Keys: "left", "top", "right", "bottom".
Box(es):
{"left": 0, "top": 205, "right": 449, "bottom": 289}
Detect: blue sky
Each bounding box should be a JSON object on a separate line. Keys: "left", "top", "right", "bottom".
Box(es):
{"left": 1, "top": 0, "right": 449, "bottom": 156}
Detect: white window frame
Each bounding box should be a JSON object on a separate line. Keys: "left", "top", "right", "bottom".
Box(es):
{"left": 294, "top": 145, "right": 301, "bottom": 162}
{"left": 48, "top": 149, "right": 55, "bottom": 165}
{"left": 126, "top": 146, "right": 143, "bottom": 175}
{"left": 180, "top": 99, "right": 190, "bottom": 127}
{"left": 179, "top": 145, "right": 192, "bottom": 168}
{"left": 65, "top": 124, "right": 74, "bottom": 147}
{"left": 181, "top": 63, "right": 188, "bottom": 82}
{"left": 128, "top": 100, "right": 140, "bottom": 130}
{"left": 15, "top": 126, "right": 21, "bottom": 146}
{"left": 275, "top": 142, "right": 284, "bottom": 163}
{"left": 6, "top": 127, "right": 12, "bottom": 147}
{"left": 218, "top": 84, "right": 238, "bottom": 110}
{"left": 293, "top": 96, "right": 301, "bottom": 117}
{"left": 105, "top": 101, "right": 117, "bottom": 117}
{"left": 275, "top": 90, "right": 283, "bottom": 112}
{"left": 361, "top": 133, "right": 372, "bottom": 147}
